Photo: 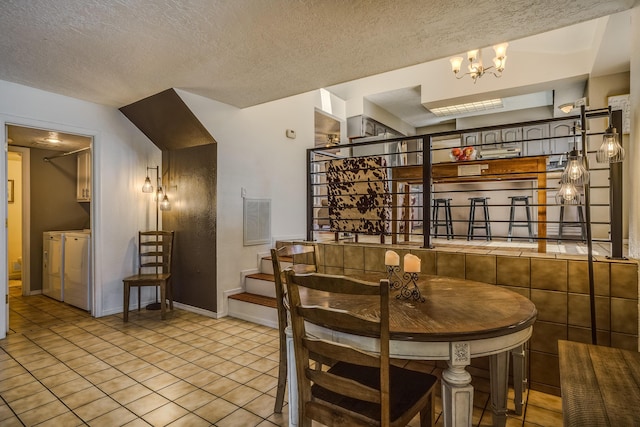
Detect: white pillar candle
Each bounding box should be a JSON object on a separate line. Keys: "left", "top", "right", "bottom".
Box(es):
{"left": 385, "top": 250, "right": 400, "bottom": 266}
{"left": 404, "top": 254, "right": 421, "bottom": 273}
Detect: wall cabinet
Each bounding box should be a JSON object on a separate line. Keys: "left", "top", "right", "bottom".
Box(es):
{"left": 347, "top": 115, "right": 402, "bottom": 139}
{"left": 522, "top": 124, "right": 549, "bottom": 156}
{"left": 461, "top": 132, "right": 480, "bottom": 146}
{"left": 76, "top": 151, "right": 91, "bottom": 202}
{"left": 549, "top": 119, "right": 578, "bottom": 155}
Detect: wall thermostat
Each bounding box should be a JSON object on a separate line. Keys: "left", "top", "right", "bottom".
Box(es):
{"left": 286, "top": 129, "right": 296, "bottom": 139}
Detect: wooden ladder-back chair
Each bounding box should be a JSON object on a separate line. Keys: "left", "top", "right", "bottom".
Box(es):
{"left": 285, "top": 271, "right": 438, "bottom": 427}
{"left": 270, "top": 243, "right": 319, "bottom": 413}
{"left": 123, "top": 231, "right": 174, "bottom": 322}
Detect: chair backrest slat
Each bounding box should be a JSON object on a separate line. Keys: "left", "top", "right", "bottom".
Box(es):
{"left": 285, "top": 270, "right": 391, "bottom": 426}
{"left": 138, "top": 231, "right": 174, "bottom": 275}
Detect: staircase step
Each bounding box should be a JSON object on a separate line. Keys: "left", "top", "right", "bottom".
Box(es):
{"left": 247, "top": 272, "right": 274, "bottom": 281}
{"left": 229, "top": 292, "right": 277, "bottom": 308}
{"left": 260, "top": 258, "right": 275, "bottom": 275}
{"left": 246, "top": 273, "right": 276, "bottom": 298}
{"left": 228, "top": 292, "right": 277, "bottom": 328}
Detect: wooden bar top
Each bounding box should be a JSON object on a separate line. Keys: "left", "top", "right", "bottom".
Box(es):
{"left": 431, "top": 155, "right": 548, "bottom": 183}
{"left": 558, "top": 340, "right": 640, "bottom": 426}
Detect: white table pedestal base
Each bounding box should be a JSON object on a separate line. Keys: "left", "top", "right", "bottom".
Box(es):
{"left": 442, "top": 342, "right": 473, "bottom": 427}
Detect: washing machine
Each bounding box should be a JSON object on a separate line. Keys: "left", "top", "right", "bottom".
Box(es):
{"left": 64, "top": 230, "right": 91, "bottom": 311}
{"left": 43, "top": 231, "right": 64, "bottom": 301}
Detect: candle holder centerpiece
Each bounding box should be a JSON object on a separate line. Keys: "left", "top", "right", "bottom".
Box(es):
{"left": 384, "top": 251, "right": 425, "bottom": 302}
{"left": 384, "top": 250, "right": 403, "bottom": 290}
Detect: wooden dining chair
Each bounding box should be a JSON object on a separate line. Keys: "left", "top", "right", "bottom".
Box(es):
{"left": 270, "top": 243, "right": 319, "bottom": 413}
{"left": 285, "top": 271, "right": 438, "bottom": 427}
{"left": 122, "top": 231, "right": 174, "bottom": 322}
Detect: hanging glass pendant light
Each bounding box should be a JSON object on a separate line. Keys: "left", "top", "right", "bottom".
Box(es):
{"left": 596, "top": 125, "right": 625, "bottom": 163}
{"left": 142, "top": 176, "right": 153, "bottom": 193}
{"left": 561, "top": 150, "right": 589, "bottom": 185}
{"left": 555, "top": 181, "right": 581, "bottom": 205}
{"left": 159, "top": 194, "right": 171, "bottom": 211}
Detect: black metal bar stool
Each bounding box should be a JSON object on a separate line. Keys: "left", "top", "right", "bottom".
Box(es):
{"left": 507, "top": 196, "right": 534, "bottom": 242}
{"left": 432, "top": 198, "right": 453, "bottom": 239}
{"left": 558, "top": 201, "right": 586, "bottom": 242}
{"left": 467, "top": 197, "right": 491, "bottom": 241}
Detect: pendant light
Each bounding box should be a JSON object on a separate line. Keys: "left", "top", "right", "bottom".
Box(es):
{"left": 562, "top": 150, "right": 589, "bottom": 186}
{"left": 159, "top": 194, "right": 171, "bottom": 211}
{"left": 596, "top": 125, "right": 625, "bottom": 163}
{"left": 555, "top": 181, "right": 581, "bottom": 205}
{"left": 556, "top": 123, "right": 588, "bottom": 205}
{"left": 142, "top": 176, "right": 153, "bottom": 193}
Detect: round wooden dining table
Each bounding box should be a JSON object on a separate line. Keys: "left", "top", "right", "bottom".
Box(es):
{"left": 286, "top": 273, "right": 537, "bottom": 427}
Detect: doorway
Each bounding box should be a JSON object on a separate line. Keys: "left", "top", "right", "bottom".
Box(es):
{"left": 6, "top": 124, "right": 93, "bottom": 320}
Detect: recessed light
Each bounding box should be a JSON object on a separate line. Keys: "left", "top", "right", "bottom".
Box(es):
{"left": 43, "top": 132, "right": 61, "bottom": 143}
{"left": 430, "top": 99, "right": 503, "bottom": 117}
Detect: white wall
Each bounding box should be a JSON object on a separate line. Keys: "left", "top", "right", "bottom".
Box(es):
{"left": 0, "top": 80, "right": 160, "bottom": 328}
{"left": 177, "top": 89, "right": 320, "bottom": 315}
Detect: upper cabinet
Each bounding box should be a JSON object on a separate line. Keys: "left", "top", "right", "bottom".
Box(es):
{"left": 347, "top": 115, "right": 402, "bottom": 139}
{"left": 77, "top": 151, "right": 91, "bottom": 202}
{"left": 522, "top": 124, "right": 550, "bottom": 156}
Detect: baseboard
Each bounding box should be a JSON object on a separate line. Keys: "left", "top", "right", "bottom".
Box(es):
{"left": 173, "top": 301, "right": 219, "bottom": 318}
{"left": 100, "top": 299, "right": 220, "bottom": 319}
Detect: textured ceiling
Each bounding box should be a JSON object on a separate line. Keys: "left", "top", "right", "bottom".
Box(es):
{"left": 0, "top": 0, "right": 637, "bottom": 108}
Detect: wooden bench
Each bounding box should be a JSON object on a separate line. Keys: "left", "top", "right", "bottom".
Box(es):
{"left": 558, "top": 340, "right": 640, "bottom": 426}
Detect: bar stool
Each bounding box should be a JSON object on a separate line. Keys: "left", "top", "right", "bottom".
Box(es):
{"left": 432, "top": 198, "right": 453, "bottom": 240}
{"left": 558, "top": 201, "right": 586, "bottom": 242}
{"left": 507, "top": 196, "right": 534, "bottom": 242}
{"left": 467, "top": 197, "right": 491, "bottom": 241}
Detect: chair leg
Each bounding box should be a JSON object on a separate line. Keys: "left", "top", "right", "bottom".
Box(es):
{"left": 138, "top": 287, "right": 141, "bottom": 311}
{"left": 419, "top": 393, "right": 434, "bottom": 427}
{"left": 167, "top": 280, "right": 174, "bottom": 311}
{"left": 446, "top": 202, "right": 453, "bottom": 240}
{"left": 525, "top": 200, "right": 534, "bottom": 242}
{"left": 160, "top": 283, "right": 167, "bottom": 320}
{"left": 483, "top": 202, "right": 492, "bottom": 241}
{"left": 578, "top": 205, "right": 586, "bottom": 242}
{"left": 507, "top": 200, "right": 516, "bottom": 242}
{"left": 123, "top": 282, "right": 130, "bottom": 322}
{"left": 467, "top": 203, "right": 475, "bottom": 240}
{"left": 274, "top": 329, "right": 287, "bottom": 413}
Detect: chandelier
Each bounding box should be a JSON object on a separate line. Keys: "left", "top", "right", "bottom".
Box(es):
{"left": 450, "top": 43, "right": 508, "bottom": 83}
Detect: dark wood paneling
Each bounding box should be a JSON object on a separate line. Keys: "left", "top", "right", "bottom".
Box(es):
{"left": 119, "top": 89, "right": 215, "bottom": 151}
{"left": 163, "top": 144, "right": 217, "bottom": 312}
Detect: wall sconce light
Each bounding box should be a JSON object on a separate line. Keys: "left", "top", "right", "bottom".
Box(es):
{"left": 450, "top": 42, "right": 508, "bottom": 83}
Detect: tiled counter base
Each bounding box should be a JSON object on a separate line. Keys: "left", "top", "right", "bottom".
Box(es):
{"left": 280, "top": 241, "right": 639, "bottom": 396}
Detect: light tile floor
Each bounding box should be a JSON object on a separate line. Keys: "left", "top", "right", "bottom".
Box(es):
{"left": 2, "top": 284, "right": 563, "bottom": 426}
